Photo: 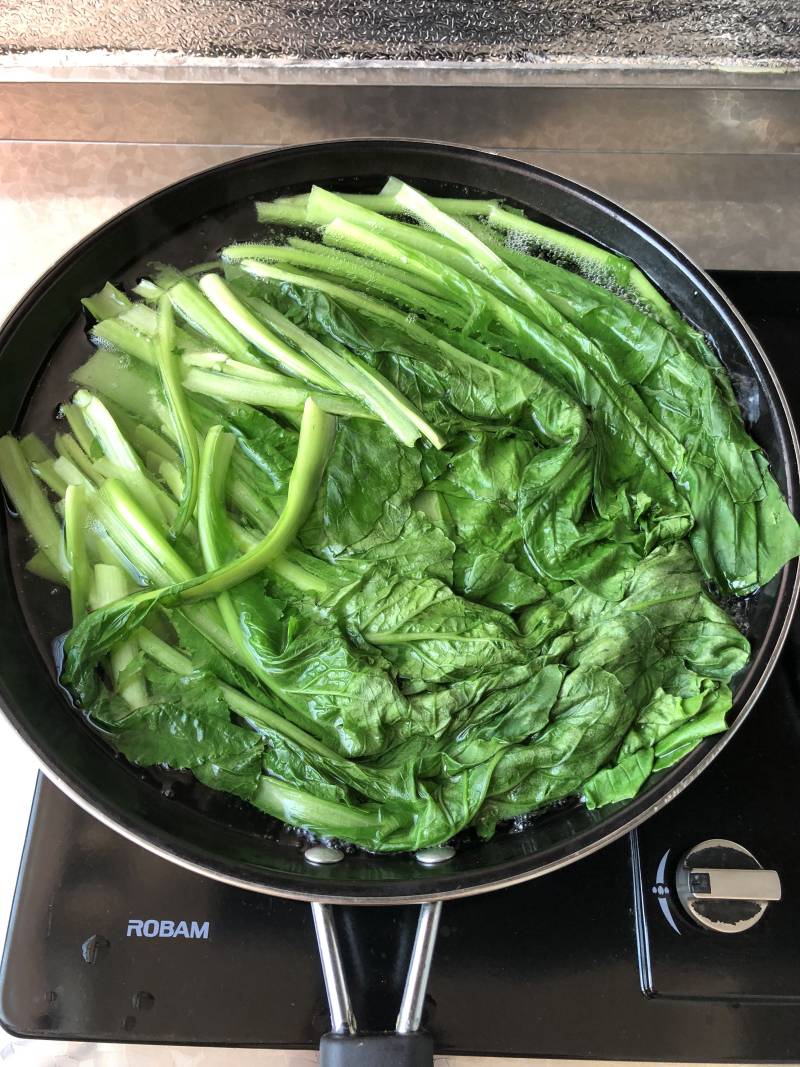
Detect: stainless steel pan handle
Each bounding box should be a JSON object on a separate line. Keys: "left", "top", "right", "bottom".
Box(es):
{"left": 312, "top": 900, "right": 441, "bottom": 1066}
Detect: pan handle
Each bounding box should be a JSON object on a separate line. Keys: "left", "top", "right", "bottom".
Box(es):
{"left": 312, "top": 901, "right": 441, "bottom": 1067}
{"left": 319, "top": 1031, "right": 434, "bottom": 1066}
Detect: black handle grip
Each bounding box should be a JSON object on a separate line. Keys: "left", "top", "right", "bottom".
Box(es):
{"left": 320, "top": 1031, "right": 434, "bottom": 1067}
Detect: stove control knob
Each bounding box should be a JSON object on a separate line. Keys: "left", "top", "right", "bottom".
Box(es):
{"left": 676, "top": 839, "right": 781, "bottom": 933}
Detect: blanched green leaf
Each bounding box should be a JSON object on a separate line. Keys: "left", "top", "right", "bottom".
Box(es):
{"left": 313, "top": 421, "right": 422, "bottom": 553}
{"left": 227, "top": 583, "right": 421, "bottom": 757}
{"left": 107, "top": 670, "right": 264, "bottom": 776}
{"left": 476, "top": 666, "right": 638, "bottom": 834}
{"left": 329, "top": 565, "right": 530, "bottom": 684}
{"left": 454, "top": 548, "right": 544, "bottom": 612}
{"left": 583, "top": 748, "right": 655, "bottom": 810}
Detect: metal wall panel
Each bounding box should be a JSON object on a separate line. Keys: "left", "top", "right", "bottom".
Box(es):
{"left": 2, "top": 82, "right": 799, "bottom": 153}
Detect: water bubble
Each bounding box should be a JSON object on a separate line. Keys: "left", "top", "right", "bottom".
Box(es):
{"left": 505, "top": 229, "right": 535, "bottom": 256}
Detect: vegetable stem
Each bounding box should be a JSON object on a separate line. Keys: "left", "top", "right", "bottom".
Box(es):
{"left": 199, "top": 274, "right": 340, "bottom": 391}
{"left": 156, "top": 297, "right": 200, "bottom": 537}
{"left": 240, "top": 290, "right": 439, "bottom": 448}
{"left": 31, "top": 459, "right": 68, "bottom": 497}
{"left": 82, "top": 282, "right": 132, "bottom": 321}
{"left": 183, "top": 399, "right": 336, "bottom": 601}
{"left": 64, "top": 484, "right": 90, "bottom": 624}
{"left": 91, "top": 563, "right": 147, "bottom": 707}
{"left": 168, "top": 279, "right": 257, "bottom": 366}
{"left": 20, "top": 433, "right": 55, "bottom": 466}
{"left": 225, "top": 241, "right": 461, "bottom": 325}
{"left": 182, "top": 367, "right": 371, "bottom": 419}
{"left": 0, "top": 435, "right": 65, "bottom": 575}
{"left": 27, "top": 550, "right": 66, "bottom": 584}
{"left": 203, "top": 274, "right": 438, "bottom": 448}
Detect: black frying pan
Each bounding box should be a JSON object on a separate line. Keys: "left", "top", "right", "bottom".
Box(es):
{"left": 1, "top": 140, "right": 798, "bottom": 1065}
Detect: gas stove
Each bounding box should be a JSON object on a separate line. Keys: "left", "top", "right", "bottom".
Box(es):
{"left": 1, "top": 271, "right": 799, "bottom": 1061}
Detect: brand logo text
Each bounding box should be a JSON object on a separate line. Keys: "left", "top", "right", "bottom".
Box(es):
{"left": 126, "top": 919, "right": 210, "bottom": 939}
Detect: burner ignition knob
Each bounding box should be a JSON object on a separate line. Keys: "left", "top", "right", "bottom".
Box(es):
{"left": 676, "top": 838, "right": 781, "bottom": 933}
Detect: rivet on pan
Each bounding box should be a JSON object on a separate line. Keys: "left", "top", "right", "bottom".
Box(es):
{"left": 305, "top": 845, "right": 344, "bottom": 866}
{"left": 415, "top": 846, "right": 456, "bottom": 866}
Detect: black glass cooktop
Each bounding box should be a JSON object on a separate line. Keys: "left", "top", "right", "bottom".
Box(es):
{"left": 1, "top": 272, "right": 800, "bottom": 1060}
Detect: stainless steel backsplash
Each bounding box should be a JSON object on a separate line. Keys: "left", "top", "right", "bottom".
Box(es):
{"left": 1, "top": 0, "right": 799, "bottom": 65}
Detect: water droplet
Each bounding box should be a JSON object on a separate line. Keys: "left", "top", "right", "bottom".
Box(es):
{"left": 44, "top": 990, "right": 58, "bottom": 1004}
{"left": 415, "top": 846, "right": 455, "bottom": 866}
{"left": 304, "top": 845, "right": 344, "bottom": 865}
{"left": 53, "top": 405, "right": 66, "bottom": 421}
{"left": 133, "top": 990, "right": 155, "bottom": 1012}
{"left": 81, "top": 934, "right": 110, "bottom": 963}
{"left": 122, "top": 1015, "right": 136, "bottom": 1032}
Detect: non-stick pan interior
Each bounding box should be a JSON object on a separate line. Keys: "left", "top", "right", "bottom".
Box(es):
{"left": 1, "top": 141, "right": 797, "bottom": 902}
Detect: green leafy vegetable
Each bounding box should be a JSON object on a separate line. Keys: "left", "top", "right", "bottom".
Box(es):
{"left": 2, "top": 179, "right": 797, "bottom": 854}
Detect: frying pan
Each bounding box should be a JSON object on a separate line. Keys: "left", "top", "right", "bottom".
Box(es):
{"left": 0, "top": 140, "right": 798, "bottom": 1065}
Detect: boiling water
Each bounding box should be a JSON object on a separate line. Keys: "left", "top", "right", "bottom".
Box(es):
{"left": 1, "top": 170, "right": 778, "bottom": 856}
